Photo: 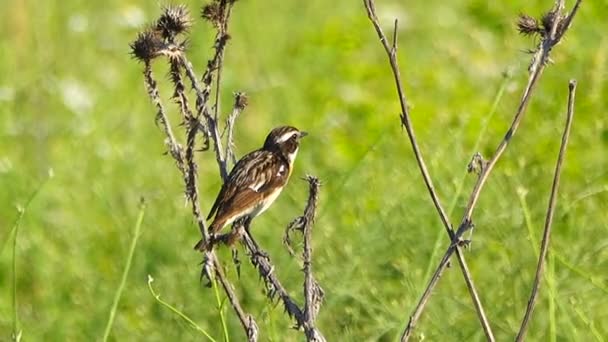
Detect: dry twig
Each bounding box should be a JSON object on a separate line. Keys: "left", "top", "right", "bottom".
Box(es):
{"left": 362, "top": 1, "right": 494, "bottom": 340}
{"left": 391, "top": 1, "right": 581, "bottom": 340}
{"left": 515, "top": 80, "right": 576, "bottom": 341}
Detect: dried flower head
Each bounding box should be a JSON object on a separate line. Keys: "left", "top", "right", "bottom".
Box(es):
{"left": 517, "top": 14, "right": 542, "bottom": 36}
{"left": 234, "top": 92, "right": 248, "bottom": 110}
{"left": 201, "top": 2, "right": 222, "bottom": 26}
{"left": 156, "top": 5, "right": 192, "bottom": 39}
{"left": 130, "top": 30, "right": 165, "bottom": 62}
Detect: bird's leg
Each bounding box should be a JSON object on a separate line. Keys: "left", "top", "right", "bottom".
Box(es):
{"left": 241, "top": 217, "right": 270, "bottom": 260}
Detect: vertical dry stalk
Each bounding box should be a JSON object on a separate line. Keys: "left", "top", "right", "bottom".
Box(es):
{"left": 132, "top": 3, "right": 326, "bottom": 341}
{"left": 225, "top": 92, "right": 248, "bottom": 166}
{"left": 240, "top": 176, "right": 325, "bottom": 341}
{"left": 130, "top": 4, "right": 259, "bottom": 341}
{"left": 396, "top": 1, "right": 582, "bottom": 340}
{"left": 212, "top": 255, "right": 259, "bottom": 341}
{"left": 239, "top": 174, "right": 326, "bottom": 341}
{"left": 142, "top": 60, "right": 185, "bottom": 174}
{"left": 300, "top": 176, "right": 325, "bottom": 342}
{"left": 362, "top": 1, "right": 494, "bottom": 340}
{"left": 515, "top": 80, "right": 576, "bottom": 341}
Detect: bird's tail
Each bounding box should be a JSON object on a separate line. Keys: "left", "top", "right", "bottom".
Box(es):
{"left": 193, "top": 229, "right": 242, "bottom": 251}
{"left": 193, "top": 220, "right": 223, "bottom": 251}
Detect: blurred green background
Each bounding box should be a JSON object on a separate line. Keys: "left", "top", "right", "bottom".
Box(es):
{"left": 1, "top": 0, "right": 607, "bottom": 341}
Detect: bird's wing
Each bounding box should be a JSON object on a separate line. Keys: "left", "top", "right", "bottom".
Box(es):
{"left": 207, "top": 150, "right": 288, "bottom": 221}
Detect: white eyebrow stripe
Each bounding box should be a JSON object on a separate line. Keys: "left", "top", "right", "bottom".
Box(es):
{"left": 276, "top": 132, "right": 297, "bottom": 143}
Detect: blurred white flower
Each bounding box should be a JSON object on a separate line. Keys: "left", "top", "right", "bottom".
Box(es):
{"left": 0, "top": 86, "right": 15, "bottom": 102}
{"left": 60, "top": 79, "right": 94, "bottom": 114}
{"left": 0, "top": 156, "right": 13, "bottom": 173}
{"left": 68, "top": 14, "right": 89, "bottom": 33}
{"left": 118, "top": 6, "right": 145, "bottom": 28}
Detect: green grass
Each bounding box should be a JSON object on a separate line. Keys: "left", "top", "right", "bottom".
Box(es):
{"left": 1, "top": 0, "right": 607, "bottom": 341}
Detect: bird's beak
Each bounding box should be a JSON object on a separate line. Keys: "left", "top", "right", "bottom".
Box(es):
{"left": 299, "top": 131, "right": 308, "bottom": 139}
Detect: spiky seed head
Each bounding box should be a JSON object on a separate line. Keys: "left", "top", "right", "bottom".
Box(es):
{"left": 201, "top": 2, "right": 221, "bottom": 27}
{"left": 156, "top": 5, "right": 192, "bottom": 39}
{"left": 130, "top": 30, "right": 165, "bottom": 62}
{"left": 234, "top": 92, "right": 248, "bottom": 110}
{"left": 517, "top": 14, "right": 542, "bottom": 36}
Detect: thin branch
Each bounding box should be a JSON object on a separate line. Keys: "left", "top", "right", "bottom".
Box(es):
{"left": 300, "top": 176, "right": 326, "bottom": 342}
{"left": 362, "top": 1, "right": 494, "bottom": 340}
{"left": 143, "top": 62, "right": 185, "bottom": 174}
{"left": 458, "top": 0, "right": 582, "bottom": 231}
{"left": 224, "top": 92, "right": 248, "bottom": 167}
{"left": 212, "top": 256, "right": 259, "bottom": 341}
{"left": 515, "top": 79, "right": 576, "bottom": 341}
{"left": 180, "top": 54, "right": 227, "bottom": 180}
{"left": 212, "top": 3, "right": 233, "bottom": 123}
{"left": 398, "top": 1, "right": 582, "bottom": 340}
{"left": 241, "top": 227, "right": 304, "bottom": 319}
{"left": 169, "top": 53, "right": 195, "bottom": 125}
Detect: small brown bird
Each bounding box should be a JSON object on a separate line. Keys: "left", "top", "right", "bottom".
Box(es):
{"left": 194, "top": 125, "right": 307, "bottom": 250}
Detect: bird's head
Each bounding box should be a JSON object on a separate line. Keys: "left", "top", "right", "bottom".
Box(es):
{"left": 263, "top": 125, "right": 307, "bottom": 163}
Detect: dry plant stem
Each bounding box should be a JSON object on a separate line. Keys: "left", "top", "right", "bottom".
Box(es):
{"left": 212, "top": 256, "right": 259, "bottom": 341}
{"left": 212, "top": 4, "right": 233, "bottom": 122}
{"left": 241, "top": 228, "right": 304, "bottom": 319}
{"left": 300, "top": 177, "right": 326, "bottom": 342}
{"left": 143, "top": 62, "right": 185, "bottom": 174}
{"left": 224, "top": 93, "right": 247, "bottom": 166}
{"left": 362, "top": 1, "right": 494, "bottom": 340}
{"left": 180, "top": 54, "right": 227, "bottom": 180}
{"left": 460, "top": 0, "right": 581, "bottom": 228}
{"left": 169, "top": 60, "right": 195, "bottom": 124}
{"left": 145, "top": 59, "right": 256, "bottom": 339}
{"left": 515, "top": 80, "right": 576, "bottom": 341}
{"left": 240, "top": 177, "right": 325, "bottom": 341}
{"left": 400, "top": 1, "right": 582, "bottom": 340}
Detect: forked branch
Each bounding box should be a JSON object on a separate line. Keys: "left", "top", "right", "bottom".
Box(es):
{"left": 362, "top": 1, "right": 494, "bottom": 340}
{"left": 388, "top": 0, "right": 581, "bottom": 340}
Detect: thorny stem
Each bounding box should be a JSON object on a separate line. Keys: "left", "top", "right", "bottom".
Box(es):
{"left": 135, "top": 5, "right": 258, "bottom": 340}
{"left": 135, "top": 3, "right": 326, "bottom": 341}
{"left": 515, "top": 80, "right": 576, "bottom": 341}
{"left": 180, "top": 55, "right": 227, "bottom": 181}
{"left": 212, "top": 256, "right": 259, "bottom": 341}
{"left": 362, "top": 1, "right": 494, "bottom": 340}
{"left": 301, "top": 176, "right": 326, "bottom": 342}
{"left": 143, "top": 62, "right": 185, "bottom": 174}
{"left": 241, "top": 177, "right": 326, "bottom": 341}
{"left": 224, "top": 92, "right": 247, "bottom": 167}
{"left": 212, "top": 4, "right": 233, "bottom": 123}
{"left": 169, "top": 59, "right": 195, "bottom": 124}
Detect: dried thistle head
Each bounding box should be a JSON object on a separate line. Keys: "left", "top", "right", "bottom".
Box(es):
{"left": 201, "top": 2, "right": 222, "bottom": 27}
{"left": 156, "top": 5, "right": 192, "bottom": 39}
{"left": 130, "top": 30, "right": 165, "bottom": 62}
{"left": 234, "top": 92, "right": 248, "bottom": 110}
{"left": 517, "top": 14, "right": 542, "bottom": 36}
